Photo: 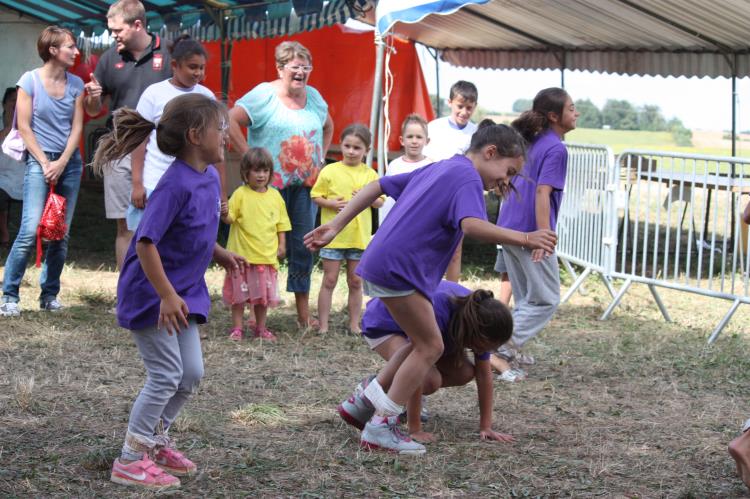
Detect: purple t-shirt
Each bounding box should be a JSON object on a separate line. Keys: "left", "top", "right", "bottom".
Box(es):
{"left": 361, "top": 280, "right": 490, "bottom": 361}
{"left": 497, "top": 129, "right": 568, "bottom": 232}
{"left": 117, "top": 160, "right": 221, "bottom": 330}
{"left": 356, "top": 155, "right": 486, "bottom": 300}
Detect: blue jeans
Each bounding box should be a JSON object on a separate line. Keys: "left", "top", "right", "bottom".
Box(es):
{"left": 2, "top": 151, "right": 82, "bottom": 304}
{"left": 280, "top": 185, "right": 317, "bottom": 293}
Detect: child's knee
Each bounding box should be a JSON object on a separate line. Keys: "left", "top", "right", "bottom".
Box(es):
{"left": 346, "top": 273, "right": 362, "bottom": 291}
{"left": 414, "top": 336, "right": 444, "bottom": 363}
{"left": 322, "top": 272, "right": 339, "bottom": 290}
{"left": 180, "top": 362, "right": 204, "bottom": 394}
{"left": 422, "top": 370, "right": 442, "bottom": 395}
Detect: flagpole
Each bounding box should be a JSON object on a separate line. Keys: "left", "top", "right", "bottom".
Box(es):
{"left": 367, "top": 34, "right": 385, "bottom": 171}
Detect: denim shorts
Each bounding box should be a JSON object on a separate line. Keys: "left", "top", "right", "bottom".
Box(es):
{"left": 362, "top": 279, "right": 415, "bottom": 298}
{"left": 319, "top": 247, "right": 364, "bottom": 261}
{"left": 125, "top": 187, "right": 154, "bottom": 231}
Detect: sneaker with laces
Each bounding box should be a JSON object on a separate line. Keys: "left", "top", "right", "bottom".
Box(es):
{"left": 228, "top": 327, "right": 243, "bottom": 341}
{"left": 0, "top": 302, "right": 20, "bottom": 317}
{"left": 153, "top": 447, "right": 197, "bottom": 476}
{"left": 40, "top": 299, "right": 63, "bottom": 312}
{"left": 496, "top": 368, "right": 527, "bottom": 382}
{"left": 338, "top": 376, "right": 375, "bottom": 430}
{"left": 360, "top": 416, "right": 426, "bottom": 455}
{"left": 110, "top": 453, "right": 180, "bottom": 490}
{"left": 253, "top": 327, "right": 277, "bottom": 342}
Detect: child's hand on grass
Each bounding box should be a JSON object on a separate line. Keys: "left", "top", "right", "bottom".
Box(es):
{"left": 479, "top": 428, "right": 514, "bottom": 443}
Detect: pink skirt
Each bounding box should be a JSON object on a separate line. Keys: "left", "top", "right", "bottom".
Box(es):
{"left": 222, "top": 264, "right": 280, "bottom": 307}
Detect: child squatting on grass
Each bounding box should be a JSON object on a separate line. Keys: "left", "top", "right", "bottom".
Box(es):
{"left": 341, "top": 279, "right": 515, "bottom": 444}
{"left": 221, "top": 147, "right": 291, "bottom": 342}
{"left": 305, "top": 120, "right": 558, "bottom": 454}
{"left": 311, "top": 124, "right": 383, "bottom": 334}
{"left": 91, "top": 93, "right": 246, "bottom": 491}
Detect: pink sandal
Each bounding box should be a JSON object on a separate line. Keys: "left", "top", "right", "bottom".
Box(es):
{"left": 253, "top": 327, "right": 277, "bottom": 342}
{"left": 228, "top": 327, "right": 243, "bottom": 341}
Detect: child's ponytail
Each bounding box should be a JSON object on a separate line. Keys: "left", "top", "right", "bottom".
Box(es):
{"left": 90, "top": 108, "right": 155, "bottom": 176}
{"left": 447, "top": 289, "right": 513, "bottom": 367}
{"left": 511, "top": 87, "right": 570, "bottom": 143}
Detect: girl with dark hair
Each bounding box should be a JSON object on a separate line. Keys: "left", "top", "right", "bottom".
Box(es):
{"left": 494, "top": 87, "right": 580, "bottom": 374}
{"left": 305, "top": 120, "right": 557, "bottom": 454}
{"left": 339, "top": 280, "right": 515, "bottom": 444}
{"left": 123, "top": 35, "right": 216, "bottom": 230}
{"left": 93, "top": 94, "right": 246, "bottom": 491}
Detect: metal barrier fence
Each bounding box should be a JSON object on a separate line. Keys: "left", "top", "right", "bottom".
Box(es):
{"left": 605, "top": 150, "right": 750, "bottom": 342}
{"left": 556, "top": 143, "right": 617, "bottom": 303}
{"left": 558, "top": 146, "right": 750, "bottom": 342}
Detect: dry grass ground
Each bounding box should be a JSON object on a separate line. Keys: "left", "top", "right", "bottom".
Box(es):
{"left": 3, "top": 186, "right": 750, "bottom": 497}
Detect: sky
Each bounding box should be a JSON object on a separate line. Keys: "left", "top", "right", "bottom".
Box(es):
{"left": 415, "top": 44, "right": 750, "bottom": 133}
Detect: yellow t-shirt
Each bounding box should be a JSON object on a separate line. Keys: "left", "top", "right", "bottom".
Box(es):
{"left": 226, "top": 185, "right": 291, "bottom": 267}
{"left": 310, "top": 162, "right": 382, "bottom": 250}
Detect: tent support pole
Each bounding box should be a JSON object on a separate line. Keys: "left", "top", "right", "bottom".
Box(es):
{"left": 367, "top": 35, "right": 385, "bottom": 169}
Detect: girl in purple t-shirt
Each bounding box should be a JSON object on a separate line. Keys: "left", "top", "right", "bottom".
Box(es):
{"left": 495, "top": 87, "right": 580, "bottom": 374}
{"left": 339, "top": 280, "right": 515, "bottom": 444}
{"left": 92, "top": 94, "right": 246, "bottom": 491}
{"left": 305, "top": 122, "right": 557, "bottom": 454}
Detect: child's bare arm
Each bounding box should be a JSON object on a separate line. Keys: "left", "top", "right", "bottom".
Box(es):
{"left": 461, "top": 217, "right": 557, "bottom": 255}
{"left": 743, "top": 199, "right": 750, "bottom": 225}
{"left": 305, "top": 180, "right": 383, "bottom": 250}
{"left": 475, "top": 358, "right": 514, "bottom": 442}
{"left": 407, "top": 388, "right": 436, "bottom": 443}
{"left": 277, "top": 231, "right": 287, "bottom": 260}
{"left": 313, "top": 196, "right": 347, "bottom": 212}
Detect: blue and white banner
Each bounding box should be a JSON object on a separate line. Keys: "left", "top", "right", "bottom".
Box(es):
{"left": 376, "top": 0, "right": 491, "bottom": 35}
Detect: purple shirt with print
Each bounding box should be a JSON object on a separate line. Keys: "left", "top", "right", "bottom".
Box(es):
{"left": 361, "top": 280, "right": 490, "bottom": 361}
{"left": 117, "top": 160, "right": 220, "bottom": 330}
{"left": 356, "top": 155, "right": 487, "bottom": 300}
{"left": 497, "top": 129, "right": 568, "bottom": 232}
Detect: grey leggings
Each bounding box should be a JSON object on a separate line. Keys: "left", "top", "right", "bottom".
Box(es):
{"left": 502, "top": 244, "right": 561, "bottom": 348}
{"left": 125, "top": 320, "right": 204, "bottom": 449}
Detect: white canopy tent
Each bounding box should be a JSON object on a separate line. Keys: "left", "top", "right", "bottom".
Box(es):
{"left": 366, "top": 0, "right": 750, "bottom": 164}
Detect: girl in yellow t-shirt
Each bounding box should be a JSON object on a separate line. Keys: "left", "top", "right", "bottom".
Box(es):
{"left": 221, "top": 148, "right": 291, "bottom": 341}
{"left": 311, "top": 124, "right": 384, "bottom": 334}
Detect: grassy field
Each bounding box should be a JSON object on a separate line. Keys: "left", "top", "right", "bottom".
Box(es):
{"left": 567, "top": 127, "right": 750, "bottom": 158}
{"left": 3, "top": 186, "right": 750, "bottom": 496}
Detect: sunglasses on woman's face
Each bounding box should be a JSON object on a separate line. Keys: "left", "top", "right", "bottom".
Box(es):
{"left": 284, "top": 64, "right": 313, "bottom": 73}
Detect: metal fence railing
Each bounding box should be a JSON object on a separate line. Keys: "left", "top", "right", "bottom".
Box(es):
{"left": 559, "top": 147, "right": 750, "bottom": 342}
{"left": 556, "top": 143, "right": 617, "bottom": 303}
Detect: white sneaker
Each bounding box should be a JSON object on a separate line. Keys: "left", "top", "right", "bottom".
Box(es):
{"left": 360, "top": 416, "right": 426, "bottom": 455}
{"left": 496, "top": 368, "right": 527, "bottom": 382}
{"left": 0, "top": 302, "right": 20, "bottom": 317}
{"left": 41, "top": 299, "right": 63, "bottom": 312}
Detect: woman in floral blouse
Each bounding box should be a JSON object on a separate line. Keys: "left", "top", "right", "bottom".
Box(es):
{"left": 229, "top": 41, "right": 333, "bottom": 329}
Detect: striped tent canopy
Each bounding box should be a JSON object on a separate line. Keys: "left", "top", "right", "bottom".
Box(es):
{"left": 0, "top": 0, "right": 372, "bottom": 47}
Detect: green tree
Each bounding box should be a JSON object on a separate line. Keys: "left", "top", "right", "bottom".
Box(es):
{"left": 512, "top": 98, "right": 532, "bottom": 113}
{"left": 639, "top": 104, "right": 667, "bottom": 131}
{"left": 602, "top": 99, "right": 639, "bottom": 130}
{"left": 668, "top": 117, "right": 693, "bottom": 146}
{"left": 575, "top": 98, "right": 602, "bottom": 129}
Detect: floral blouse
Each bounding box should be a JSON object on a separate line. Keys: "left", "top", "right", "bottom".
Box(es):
{"left": 236, "top": 82, "right": 328, "bottom": 189}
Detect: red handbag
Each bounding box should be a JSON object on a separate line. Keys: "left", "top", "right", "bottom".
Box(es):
{"left": 36, "top": 184, "right": 67, "bottom": 267}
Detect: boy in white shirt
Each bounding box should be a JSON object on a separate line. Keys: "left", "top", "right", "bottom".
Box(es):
{"left": 423, "top": 80, "right": 478, "bottom": 161}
